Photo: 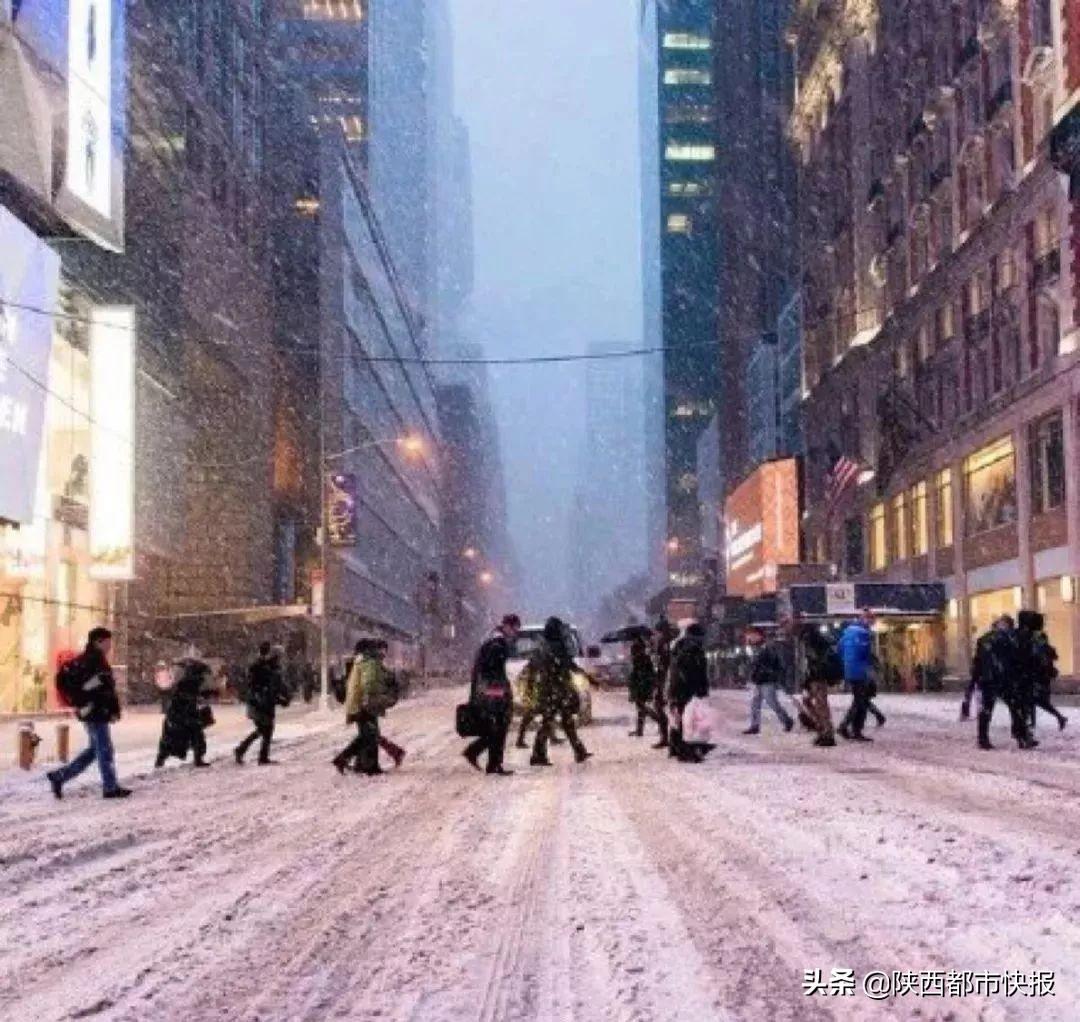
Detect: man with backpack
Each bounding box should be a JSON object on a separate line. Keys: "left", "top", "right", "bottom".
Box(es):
{"left": 333, "top": 638, "right": 400, "bottom": 775}
{"left": 800, "top": 624, "right": 840, "bottom": 747}
{"left": 234, "top": 642, "right": 290, "bottom": 765}
{"left": 47, "top": 627, "right": 131, "bottom": 799}
{"left": 837, "top": 609, "right": 876, "bottom": 742}
{"left": 742, "top": 625, "right": 795, "bottom": 735}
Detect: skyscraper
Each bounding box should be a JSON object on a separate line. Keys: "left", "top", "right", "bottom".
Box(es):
{"left": 641, "top": 0, "right": 720, "bottom": 590}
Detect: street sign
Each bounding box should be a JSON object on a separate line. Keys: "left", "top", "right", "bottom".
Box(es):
{"left": 825, "top": 583, "right": 856, "bottom": 616}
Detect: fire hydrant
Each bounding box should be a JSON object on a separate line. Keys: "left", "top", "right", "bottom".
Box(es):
{"left": 56, "top": 722, "right": 71, "bottom": 763}
{"left": 17, "top": 722, "right": 41, "bottom": 771}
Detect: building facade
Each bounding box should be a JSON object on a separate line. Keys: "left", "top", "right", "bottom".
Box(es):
{"left": 642, "top": 0, "right": 721, "bottom": 589}
{"left": 792, "top": 0, "right": 1079, "bottom": 677}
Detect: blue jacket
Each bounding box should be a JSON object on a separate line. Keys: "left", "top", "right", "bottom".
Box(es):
{"left": 838, "top": 622, "right": 873, "bottom": 683}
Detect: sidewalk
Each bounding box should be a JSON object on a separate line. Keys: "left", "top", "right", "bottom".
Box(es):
{"left": 0, "top": 702, "right": 333, "bottom": 772}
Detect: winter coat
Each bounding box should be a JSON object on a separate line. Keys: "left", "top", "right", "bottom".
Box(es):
{"left": 160, "top": 662, "right": 212, "bottom": 757}
{"left": 246, "top": 654, "right": 289, "bottom": 725}
{"left": 69, "top": 649, "right": 122, "bottom": 724}
{"left": 627, "top": 649, "right": 657, "bottom": 703}
{"left": 526, "top": 640, "right": 578, "bottom": 717}
{"left": 749, "top": 640, "right": 787, "bottom": 689}
{"left": 838, "top": 622, "right": 874, "bottom": 683}
{"left": 668, "top": 636, "right": 709, "bottom": 707}
{"left": 470, "top": 633, "right": 513, "bottom": 707}
{"left": 344, "top": 655, "right": 395, "bottom": 718}
{"left": 971, "top": 627, "right": 1018, "bottom": 697}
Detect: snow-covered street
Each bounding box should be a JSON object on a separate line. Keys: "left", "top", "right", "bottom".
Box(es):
{"left": 2, "top": 689, "right": 1080, "bottom": 1021}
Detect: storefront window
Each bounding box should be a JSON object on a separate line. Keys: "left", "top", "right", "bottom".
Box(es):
{"left": 936, "top": 469, "right": 953, "bottom": 547}
{"left": 968, "top": 587, "right": 1022, "bottom": 645}
{"left": 1029, "top": 411, "right": 1065, "bottom": 515}
{"left": 911, "top": 481, "right": 929, "bottom": 556}
{"left": 869, "top": 503, "right": 887, "bottom": 571}
{"left": 891, "top": 493, "right": 908, "bottom": 561}
{"left": 1035, "top": 578, "right": 1074, "bottom": 676}
{"left": 964, "top": 436, "right": 1017, "bottom": 535}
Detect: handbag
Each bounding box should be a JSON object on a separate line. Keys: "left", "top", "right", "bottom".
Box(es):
{"left": 456, "top": 702, "right": 483, "bottom": 738}
{"left": 683, "top": 696, "right": 717, "bottom": 744}
{"left": 197, "top": 704, "right": 216, "bottom": 729}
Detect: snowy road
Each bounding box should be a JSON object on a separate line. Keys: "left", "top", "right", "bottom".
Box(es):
{"left": 2, "top": 689, "right": 1080, "bottom": 1021}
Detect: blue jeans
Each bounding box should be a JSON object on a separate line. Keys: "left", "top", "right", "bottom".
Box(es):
{"left": 52, "top": 721, "right": 119, "bottom": 793}
{"left": 750, "top": 683, "right": 793, "bottom": 730}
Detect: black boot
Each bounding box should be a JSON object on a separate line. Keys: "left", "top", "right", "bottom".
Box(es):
{"left": 977, "top": 712, "right": 994, "bottom": 750}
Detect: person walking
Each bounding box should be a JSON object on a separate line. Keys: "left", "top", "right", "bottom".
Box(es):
{"left": 47, "top": 627, "right": 131, "bottom": 800}
{"left": 743, "top": 626, "right": 795, "bottom": 735}
{"left": 800, "top": 625, "right": 839, "bottom": 747}
{"left": 235, "top": 642, "right": 290, "bottom": 765}
{"left": 155, "top": 658, "right": 214, "bottom": 769}
{"left": 628, "top": 637, "right": 667, "bottom": 741}
{"left": 667, "top": 623, "right": 710, "bottom": 763}
{"left": 1016, "top": 611, "right": 1067, "bottom": 732}
{"left": 332, "top": 639, "right": 399, "bottom": 775}
{"left": 650, "top": 617, "right": 678, "bottom": 749}
{"left": 530, "top": 618, "right": 591, "bottom": 767}
{"left": 463, "top": 614, "right": 521, "bottom": 776}
{"left": 972, "top": 615, "right": 1035, "bottom": 750}
{"left": 837, "top": 609, "right": 876, "bottom": 742}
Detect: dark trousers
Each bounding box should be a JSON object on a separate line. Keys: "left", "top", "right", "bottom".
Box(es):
{"left": 978, "top": 685, "right": 1031, "bottom": 745}
{"left": 533, "top": 709, "right": 586, "bottom": 762}
{"left": 334, "top": 712, "right": 381, "bottom": 774}
{"left": 1031, "top": 693, "right": 1066, "bottom": 727}
{"left": 236, "top": 717, "right": 275, "bottom": 762}
{"left": 157, "top": 723, "right": 207, "bottom": 765}
{"left": 465, "top": 703, "right": 510, "bottom": 771}
{"left": 632, "top": 698, "right": 666, "bottom": 737}
{"left": 841, "top": 682, "right": 872, "bottom": 735}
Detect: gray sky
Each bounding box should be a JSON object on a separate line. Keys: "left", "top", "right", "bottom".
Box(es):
{"left": 451, "top": 0, "right": 644, "bottom": 618}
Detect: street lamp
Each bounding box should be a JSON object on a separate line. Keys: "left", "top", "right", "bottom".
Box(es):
{"left": 317, "top": 432, "right": 427, "bottom": 711}
{"left": 479, "top": 570, "right": 495, "bottom": 586}
{"left": 462, "top": 546, "right": 478, "bottom": 561}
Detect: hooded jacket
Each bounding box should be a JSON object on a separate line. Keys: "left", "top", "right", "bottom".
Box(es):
{"left": 838, "top": 621, "right": 874, "bottom": 683}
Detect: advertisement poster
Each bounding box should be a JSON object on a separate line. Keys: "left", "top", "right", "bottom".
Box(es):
{"left": 326, "top": 472, "right": 358, "bottom": 546}
{"left": 0, "top": 207, "right": 59, "bottom": 525}
{"left": 0, "top": 0, "right": 125, "bottom": 249}
{"left": 724, "top": 458, "right": 800, "bottom": 598}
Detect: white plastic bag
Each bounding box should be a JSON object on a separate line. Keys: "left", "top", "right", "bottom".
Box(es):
{"left": 683, "top": 696, "right": 717, "bottom": 744}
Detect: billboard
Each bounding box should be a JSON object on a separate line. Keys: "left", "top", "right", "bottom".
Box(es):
{"left": 724, "top": 458, "right": 800, "bottom": 598}
{"left": 326, "top": 472, "right": 358, "bottom": 546}
{"left": 0, "top": 0, "right": 125, "bottom": 250}
{"left": 0, "top": 206, "right": 59, "bottom": 525}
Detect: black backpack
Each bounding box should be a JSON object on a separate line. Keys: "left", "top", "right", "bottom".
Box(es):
{"left": 56, "top": 655, "right": 86, "bottom": 708}
{"left": 823, "top": 648, "right": 845, "bottom": 683}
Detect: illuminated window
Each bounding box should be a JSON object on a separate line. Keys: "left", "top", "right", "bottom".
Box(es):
{"left": 668, "top": 181, "right": 711, "bottom": 197}
{"left": 667, "top": 213, "right": 692, "bottom": 235}
{"left": 1029, "top": 412, "right": 1065, "bottom": 515}
{"left": 303, "top": 0, "right": 363, "bottom": 20}
{"left": 911, "top": 481, "right": 929, "bottom": 556}
{"left": 936, "top": 469, "right": 953, "bottom": 547}
{"left": 964, "top": 437, "right": 1017, "bottom": 535}
{"left": 294, "top": 196, "right": 320, "bottom": 216}
{"left": 663, "top": 32, "right": 712, "bottom": 50}
{"left": 891, "top": 493, "right": 909, "bottom": 561}
{"left": 869, "top": 503, "right": 887, "bottom": 570}
{"left": 665, "top": 143, "right": 716, "bottom": 162}
{"left": 664, "top": 68, "right": 712, "bottom": 87}
{"left": 665, "top": 105, "right": 715, "bottom": 125}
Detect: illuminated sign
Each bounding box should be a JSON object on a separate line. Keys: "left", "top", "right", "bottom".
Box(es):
{"left": 326, "top": 472, "right": 358, "bottom": 546}
{"left": 89, "top": 306, "right": 134, "bottom": 579}
{"left": 0, "top": 0, "right": 125, "bottom": 250}
{"left": 66, "top": 0, "right": 113, "bottom": 217}
{"left": 724, "top": 458, "right": 800, "bottom": 598}
{"left": 0, "top": 207, "right": 58, "bottom": 525}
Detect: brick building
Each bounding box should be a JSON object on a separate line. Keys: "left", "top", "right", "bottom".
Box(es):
{"left": 791, "top": 0, "right": 1080, "bottom": 677}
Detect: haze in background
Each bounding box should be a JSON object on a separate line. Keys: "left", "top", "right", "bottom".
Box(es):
{"left": 451, "top": 0, "right": 646, "bottom": 619}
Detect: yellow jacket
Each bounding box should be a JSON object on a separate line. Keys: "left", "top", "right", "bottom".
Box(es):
{"left": 344, "top": 656, "right": 392, "bottom": 717}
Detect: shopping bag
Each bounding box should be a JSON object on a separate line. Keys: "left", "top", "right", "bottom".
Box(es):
{"left": 683, "top": 696, "right": 717, "bottom": 744}
{"left": 455, "top": 703, "right": 483, "bottom": 738}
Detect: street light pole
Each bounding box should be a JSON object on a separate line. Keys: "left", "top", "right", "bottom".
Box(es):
{"left": 317, "top": 432, "right": 427, "bottom": 714}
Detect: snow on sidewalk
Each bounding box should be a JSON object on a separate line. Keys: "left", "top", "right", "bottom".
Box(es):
{"left": 1, "top": 688, "right": 1078, "bottom": 1021}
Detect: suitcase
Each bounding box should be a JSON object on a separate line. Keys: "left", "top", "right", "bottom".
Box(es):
{"left": 455, "top": 703, "right": 482, "bottom": 738}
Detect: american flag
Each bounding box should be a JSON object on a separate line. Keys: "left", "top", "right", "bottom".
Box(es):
{"left": 825, "top": 448, "right": 861, "bottom": 513}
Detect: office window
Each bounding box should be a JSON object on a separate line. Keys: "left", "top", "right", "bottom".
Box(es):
{"left": 869, "top": 503, "right": 887, "bottom": 570}
{"left": 303, "top": 0, "right": 363, "bottom": 19}
{"left": 666, "top": 213, "right": 692, "bottom": 235}
{"left": 891, "top": 493, "right": 909, "bottom": 561}
{"left": 665, "top": 105, "right": 716, "bottom": 125}
{"left": 663, "top": 32, "right": 711, "bottom": 50}
{"left": 664, "top": 68, "right": 713, "bottom": 87}
{"left": 1030, "top": 411, "right": 1065, "bottom": 515}
{"left": 668, "top": 181, "right": 712, "bottom": 198}
{"left": 965, "top": 436, "right": 1017, "bottom": 535}
{"left": 936, "top": 468, "right": 954, "bottom": 547}
{"left": 665, "top": 143, "right": 716, "bottom": 162}
{"left": 911, "top": 481, "right": 929, "bottom": 556}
